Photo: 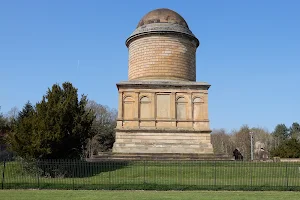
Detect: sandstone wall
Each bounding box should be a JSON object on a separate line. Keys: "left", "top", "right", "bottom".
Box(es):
{"left": 128, "top": 35, "right": 197, "bottom": 81}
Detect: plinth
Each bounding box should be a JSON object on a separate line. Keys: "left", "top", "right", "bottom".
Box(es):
{"left": 112, "top": 81, "right": 214, "bottom": 154}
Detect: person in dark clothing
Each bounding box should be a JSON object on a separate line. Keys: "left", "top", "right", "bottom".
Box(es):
{"left": 233, "top": 148, "right": 243, "bottom": 161}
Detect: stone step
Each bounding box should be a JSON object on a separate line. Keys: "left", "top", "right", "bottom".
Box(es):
{"left": 115, "top": 139, "right": 210, "bottom": 144}
{"left": 114, "top": 143, "right": 211, "bottom": 147}
{"left": 113, "top": 142, "right": 213, "bottom": 154}
{"left": 87, "top": 152, "right": 234, "bottom": 161}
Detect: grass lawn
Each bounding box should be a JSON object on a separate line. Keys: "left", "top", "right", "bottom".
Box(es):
{"left": 2, "top": 160, "right": 300, "bottom": 190}
{"left": 1, "top": 190, "right": 300, "bottom": 200}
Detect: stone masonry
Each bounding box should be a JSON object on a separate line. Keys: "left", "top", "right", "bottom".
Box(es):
{"left": 112, "top": 8, "right": 214, "bottom": 154}
{"left": 128, "top": 35, "right": 197, "bottom": 81}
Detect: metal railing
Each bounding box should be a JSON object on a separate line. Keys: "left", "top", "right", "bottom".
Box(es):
{"left": 1, "top": 159, "right": 300, "bottom": 191}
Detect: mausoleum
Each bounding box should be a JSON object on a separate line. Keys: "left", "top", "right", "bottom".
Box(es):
{"left": 112, "top": 8, "right": 213, "bottom": 154}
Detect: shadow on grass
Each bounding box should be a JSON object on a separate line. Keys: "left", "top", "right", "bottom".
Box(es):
{"left": 37, "top": 160, "right": 129, "bottom": 178}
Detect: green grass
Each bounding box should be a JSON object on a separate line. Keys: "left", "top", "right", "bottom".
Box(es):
{"left": 1, "top": 190, "right": 300, "bottom": 200}
{"left": 1, "top": 160, "right": 300, "bottom": 190}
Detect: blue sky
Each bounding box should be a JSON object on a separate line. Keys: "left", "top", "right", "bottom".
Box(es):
{"left": 0, "top": 0, "right": 299, "bottom": 132}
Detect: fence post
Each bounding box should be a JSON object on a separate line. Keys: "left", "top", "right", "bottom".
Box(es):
{"left": 214, "top": 161, "right": 217, "bottom": 189}
{"left": 108, "top": 161, "right": 111, "bottom": 188}
{"left": 250, "top": 162, "right": 253, "bottom": 188}
{"left": 179, "top": 161, "right": 182, "bottom": 187}
{"left": 72, "top": 160, "right": 75, "bottom": 190}
{"left": 36, "top": 160, "right": 40, "bottom": 189}
{"left": 285, "top": 162, "right": 289, "bottom": 189}
{"left": 143, "top": 160, "right": 146, "bottom": 184}
{"left": 1, "top": 161, "right": 6, "bottom": 190}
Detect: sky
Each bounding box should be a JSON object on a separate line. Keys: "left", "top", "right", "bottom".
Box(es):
{"left": 0, "top": 0, "right": 299, "bottom": 132}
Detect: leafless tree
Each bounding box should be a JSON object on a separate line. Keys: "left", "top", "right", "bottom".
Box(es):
{"left": 85, "top": 100, "right": 117, "bottom": 157}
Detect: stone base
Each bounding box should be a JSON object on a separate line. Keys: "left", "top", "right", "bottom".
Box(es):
{"left": 88, "top": 153, "right": 233, "bottom": 161}
{"left": 112, "top": 129, "right": 214, "bottom": 154}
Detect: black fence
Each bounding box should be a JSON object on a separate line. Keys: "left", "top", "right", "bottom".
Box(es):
{"left": 1, "top": 159, "right": 300, "bottom": 191}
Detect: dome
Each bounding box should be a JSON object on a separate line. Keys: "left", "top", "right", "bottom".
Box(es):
{"left": 126, "top": 8, "right": 199, "bottom": 82}
{"left": 126, "top": 8, "right": 199, "bottom": 47}
{"left": 137, "top": 8, "right": 189, "bottom": 28}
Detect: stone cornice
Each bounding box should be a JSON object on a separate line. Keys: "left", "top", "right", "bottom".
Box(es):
{"left": 116, "top": 119, "right": 209, "bottom": 122}
{"left": 117, "top": 81, "right": 210, "bottom": 90}
{"left": 115, "top": 128, "right": 212, "bottom": 134}
{"left": 126, "top": 23, "right": 199, "bottom": 47}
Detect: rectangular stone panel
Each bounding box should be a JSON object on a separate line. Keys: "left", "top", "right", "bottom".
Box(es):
{"left": 193, "top": 103, "right": 203, "bottom": 120}
{"left": 156, "top": 121, "right": 172, "bottom": 127}
{"left": 193, "top": 121, "right": 210, "bottom": 130}
{"left": 176, "top": 103, "right": 186, "bottom": 120}
{"left": 122, "top": 121, "right": 139, "bottom": 127}
{"left": 123, "top": 102, "right": 134, "bottom": 119}
{"left": 177, "top": 121, "right": 193, "bottom": 128}
{"left": 156, "top": 94, "right": 171, "bottom": 119}
{"left": 139, "top": 121, "right": 155, "bottom": 127}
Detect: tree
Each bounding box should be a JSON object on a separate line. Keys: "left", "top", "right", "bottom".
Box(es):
{"left": 251, "top": 127, "right": 272, "bottom": 160}
{"left": 0, "top": 108, "right": 7, "bottom": 150}
{"left": 85, "top": 101, "right": 117, "bottom": 157}
{"left": 211, "top": 129, "right": 234, "bottom": 155}
{"left": 272, "top": 124, "right": 289, "bottom": 148}
{"left": 7, "top": 102, "right": 35, "bottom": 158}
{"left": 0, "top": 107, "right": 14, "bottom": 159}
{"left": 271, "top": 138, "right": 300, "bottom": 158}
{"left": 0, "top": 107, "right": 5, "bottom": 131}
{"left": 289, "top": 122, "right": 300, "bottom": 140}
{"left": 8, "top": 82, "right": 95, "bottom": 159}
{"left": 6, "top": 106, "right": 19, "bottom": 123}
{"left": 16, "top": 103, "right": 33, "bottom": 122}
{"left": 231, "top": 125, "right": 251, "bottom": 160}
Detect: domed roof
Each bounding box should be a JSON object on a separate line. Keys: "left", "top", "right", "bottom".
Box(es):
{"left": 126, "top": 8, "right": 199, "bottom": 47}
{"left": 137, "top": 8, "right": 189, "bottom": 28}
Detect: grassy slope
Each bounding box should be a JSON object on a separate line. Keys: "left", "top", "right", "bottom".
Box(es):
{"left": 1, "top": 190, "right": 300, "bottom": 200}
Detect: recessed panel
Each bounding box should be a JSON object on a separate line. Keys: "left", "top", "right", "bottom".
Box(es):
{"left": 156, "top": 94, "right": 171, "bottom": 119}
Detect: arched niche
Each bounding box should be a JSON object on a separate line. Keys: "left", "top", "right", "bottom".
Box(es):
{"left": 176, "top": 96, "right": 187, "bottom": 120}
{"left": 123, "top": 96, "right": 135, "bottom": 119}
{"left": 193, "top": 97, "right": 204, "bottom": 120}
{"left": 140, "top": 96, "right": 151, "bottom": 119}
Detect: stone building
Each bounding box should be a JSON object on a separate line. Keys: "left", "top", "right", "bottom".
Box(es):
{"left": 112, "top": 8, "right": 214, "bottom": 154}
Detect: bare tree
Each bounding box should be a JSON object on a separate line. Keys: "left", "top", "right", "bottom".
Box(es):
{"left": 85, "top": 100, "right": 117, "bottom": 157}
{"left": 5, "top": 106, "right": 19, "bottom": 123}
{"left": 231, "top": 125, "right": 251, "bottom": 160}
{"left": 251, "top": 127, "right": 273, "bottom": 159}
{"left": 211, "top": 129, "right": 234, "bottom": 155}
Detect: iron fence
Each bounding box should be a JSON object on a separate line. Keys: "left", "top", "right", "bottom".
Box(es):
{"left": 1, "top": 159, "right": 300, "bottom": 191}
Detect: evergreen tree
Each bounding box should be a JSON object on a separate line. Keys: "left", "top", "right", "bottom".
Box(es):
{"left": 0, "top": 108, "right": 7, "bottom": 149}
{"left": 0, "top": 107, "right": 5, "bottom": 131}
{"left": 16, "top": 102, "right": 34, "bottom": 122}
{"left": 0, "top": 107, "right": 13, "bottom": 157}
{"left": 290, "top": 122, "right": 300, "bottom": 140}
{"left": 8, "top": 82, "right": 94, "bottom": 159}
{"left": 272, "top": 124, "right": 289, "bottom": 147}
{"left": 8, "top": 102, "right": 35, "bottom": 158}
{"left": 271, "top": 138, "right": 300, "bottom": 158}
